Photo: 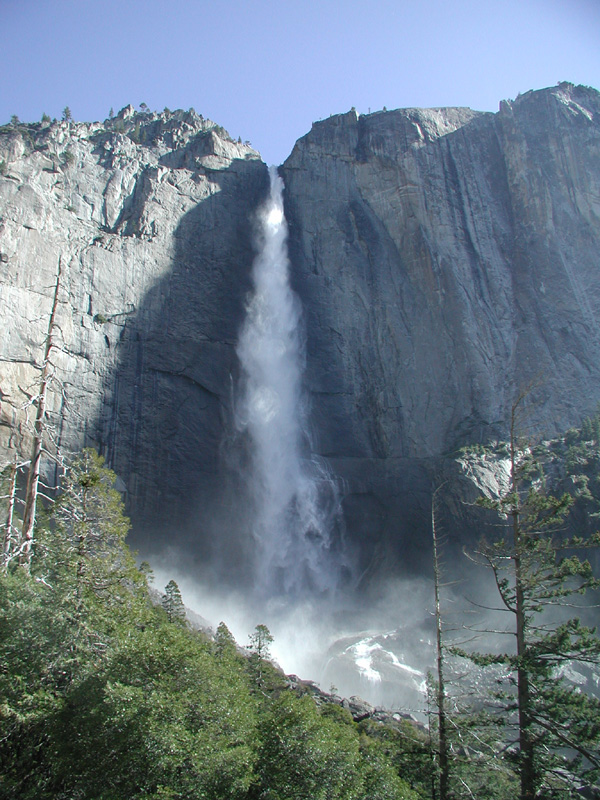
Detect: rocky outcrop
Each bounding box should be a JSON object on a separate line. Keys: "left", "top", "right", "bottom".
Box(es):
{"left": 1, "top": 84, "right": 600, "bottom": 583}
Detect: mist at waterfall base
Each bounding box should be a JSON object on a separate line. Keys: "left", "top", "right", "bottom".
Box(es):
{"left": 153, "top": 562, "right": 441, "bottom": 712}
{"left": 151, "top": 169, "right": 443, "bottom": 711}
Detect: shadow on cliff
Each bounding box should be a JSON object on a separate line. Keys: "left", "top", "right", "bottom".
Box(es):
{"left": 96, "top": 157, "right": 270, "bottom": 588}
{"left": 280, "top": 109, "right": 521, "bottom": 582}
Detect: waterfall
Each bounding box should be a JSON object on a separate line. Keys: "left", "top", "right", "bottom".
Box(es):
{"left": 236, "top": 167, "right": 344, "bottom": 598}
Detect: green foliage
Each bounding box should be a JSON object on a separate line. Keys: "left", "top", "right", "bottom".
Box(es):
{"left": 161, "top": 579, "right": 186, "bottom": 625}
{"left": 61, "top": 148, "right": 75, "bottom": 167}
{"left": 358, "top": 718, "right": 432, "bottom": 799}
{"left": 0, "top": 452, "right": 147, "bottom": 798}
{"left": 0, "top": 159, "right": 7, "bottom": 176}
{"left": 248, "top": 622, "right": 273, "bottom": 658}
{"left": 62, "top": 106, "right": 72, "bottom": 122}
{"left": 129, "top": 120, "right": 142, "bottom": 143}
{"left": 460, "top": 401, "right": 600, "bottom": 797}
{"left": 257, "top": 692, "right": 362, "bottom": 800}
{"left": 248, "top": 623, "right": 277, "bottom": 690}
{"left": 8, "top": 423, "right": 598, "bottom": 799}
{"left": 358, "top": 735, "right": 421, "bottom": 800}
{"left": 456, "top": 441, "right": 492, "bottom": 457}
{"left": 0, "top": 446, "right": 425, "bottom": 800}
{"left": 46, "top": 449, "right": 141, "bottom": 614}
{"left": 50, "top": 624, "right": 258, "bottom": 799}
{"left": 3, "top": 410, "right": 600, "bottom": 800}
{"left": 215, "top": 620, "right": 238, "bottom": 659}
{"left": 257, "top": 694, "right": 420, "bottom": 800}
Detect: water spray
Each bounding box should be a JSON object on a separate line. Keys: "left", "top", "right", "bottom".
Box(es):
{"left": 236, "top": 167, "right": 345, "bottom": 599}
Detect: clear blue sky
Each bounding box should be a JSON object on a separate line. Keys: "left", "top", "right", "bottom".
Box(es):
{"left": 2, "top": 0, "right": 599, "bottom": 165}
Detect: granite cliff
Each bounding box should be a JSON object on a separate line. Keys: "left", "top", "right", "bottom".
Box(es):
{"left": 1, "top": 83, "right": 599, "bottom": 583}
{"left": 281, "top": 81, "right": 600, "bottom": 575}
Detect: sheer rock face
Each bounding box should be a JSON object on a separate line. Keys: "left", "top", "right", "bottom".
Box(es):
{"left": 281, "top": 83, "right": 600, "bottom": 572}
{"left": 1, "top": 84, "right": 600, "bottom": 579}
{"left": 0, "top": 108, "right": 268, "bottom": 555}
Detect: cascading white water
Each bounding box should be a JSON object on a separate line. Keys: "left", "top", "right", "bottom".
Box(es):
{"left": 236, "top": 167, "right": 344, "bottom": 598}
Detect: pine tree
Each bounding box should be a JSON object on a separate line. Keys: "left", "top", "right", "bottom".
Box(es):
{"left": 459, "top": 393, "right": 600, "bottom": 798}
{"left": 248, "top": 623, "right": 273, "bottom": 660}
{"left": 49, "top": 448, "right": 139, "bottom": 617}
{"left": 161, "top": 579, "right": 186, "bottom": 625}
{"left": 248, "top": 623, "right": 274, "bottom": 689}
{"left": 581, "top": 416, "right": 594, "bottom": 441}
{"left": 215, "top": 621, "right": 237, "bottom": 657}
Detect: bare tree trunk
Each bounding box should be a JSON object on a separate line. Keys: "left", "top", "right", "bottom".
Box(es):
{"left": 20, "top": 258, "right": 62, "bottom": 569}
{"left": 432, "top": 484, "right": 450, "bottom": 800}
{"left": 509, "top": 399, "right": 536, "bottom": 800}
{"left": 2, "top": 457, "right": 19, "bottom": 570}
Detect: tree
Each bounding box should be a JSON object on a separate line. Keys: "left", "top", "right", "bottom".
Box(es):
{"left": 1, "top": 456, "right": 28, "bottom": 571}
{"left": 49, "top": 622, "right": 258, "bottom": 800}
{"left": 357, "top": 717, "right": 432, "bottom": 800}
{"left": 129, "top": 120, "right": 141, "bottom": 144}
{"left": 49, "top": 448, "right": 140, "bottom": 617}
{"left": 248, "top": 623, "right": 273, "bottom": 660}
{"left": 20, "top": 258, "right": 63, "bottom": 570}
{"left": 61, "top": 148, "right": 75, "bottom": 168}
{"left": 215, "top": 621, "right": 237, "bottom": 658}
{"left": 257, "top": 693, "right": 363, "bottom": 800}
{"left": 62, "top": 106, "right": 72, "bottom": 122}
{"left": 459, "top": 393, "right": 600, "bottom": 798}
{"left": 0, "top": 448, "right": 147, "bottom": 798}
{"left": 247, "top": 623, "right": 274, "bottom": 688}
{"left": 161, "top": 579, "right": 186, "bottom": 625}
{"left": 431, "top": 484, "right": 450, "bottom": 800}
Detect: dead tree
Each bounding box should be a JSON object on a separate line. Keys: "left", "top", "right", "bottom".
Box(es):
{"left": 19, "top": 257, "right": 63, "bottom": 569}
{"left": 1, "top": 455, "right": 27, "bottom": 570}
{"left": 431, "top": 483, "right": 450, "bottom": 800}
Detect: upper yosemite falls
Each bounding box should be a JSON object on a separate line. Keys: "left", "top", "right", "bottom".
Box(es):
{"left": 2, "top": 81, "right": 600, "bottom": 609}
{"left": 235, "top": 168, "right": 346, "bottom": 598}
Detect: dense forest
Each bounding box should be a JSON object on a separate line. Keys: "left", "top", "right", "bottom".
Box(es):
{"left": 2, "top": 409, "right": 600, "bottom": 798}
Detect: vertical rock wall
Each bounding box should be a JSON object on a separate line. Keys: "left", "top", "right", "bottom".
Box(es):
{"left": 0, "top": 108, "right": 267, "bottom": 560}
{"left": 1, "top": 84, "right": 600, "bottom": 579}
{"left": 281, "top": 82, "right": 600, "bottom": 574}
